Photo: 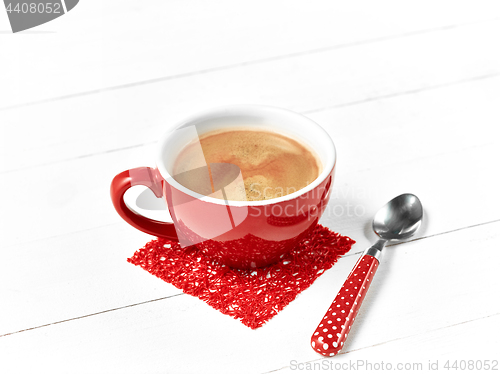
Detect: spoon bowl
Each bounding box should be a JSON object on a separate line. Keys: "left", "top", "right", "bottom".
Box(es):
{"left": 373, "top": 193, "right": 423, "bottom": 241}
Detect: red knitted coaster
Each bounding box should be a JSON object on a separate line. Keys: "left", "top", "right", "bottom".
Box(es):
{"left": 128, "top": 224, "right": 355, "bottom": 329}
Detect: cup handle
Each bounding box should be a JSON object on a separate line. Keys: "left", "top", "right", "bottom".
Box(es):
{"left": 110, "top": 167, "right": 178, "bottom": 240}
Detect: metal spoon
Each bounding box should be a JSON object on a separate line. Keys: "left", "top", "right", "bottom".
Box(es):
{"left": 311, "top": 193, "right": 423, "bottom": 356}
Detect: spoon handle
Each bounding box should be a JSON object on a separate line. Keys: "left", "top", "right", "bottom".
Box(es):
{"left": 311, "top": 254, "right": 379, "bottom": 356}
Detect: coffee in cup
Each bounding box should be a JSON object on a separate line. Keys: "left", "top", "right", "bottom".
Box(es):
{"left": 172, "top": 128, "right": 321, "bottom": 201}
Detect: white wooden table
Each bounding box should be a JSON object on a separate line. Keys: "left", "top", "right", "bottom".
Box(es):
{"left": 1, "top": 1, "right": 500, "bottom": 373}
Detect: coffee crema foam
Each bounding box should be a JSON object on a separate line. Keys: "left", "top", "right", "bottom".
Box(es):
{"left": 172, "top": 128, "right": 321, "bottom": 201}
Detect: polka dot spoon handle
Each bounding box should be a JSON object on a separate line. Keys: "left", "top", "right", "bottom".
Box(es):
{"left": 311, "top": 254, "right": 379, "bottom": 356}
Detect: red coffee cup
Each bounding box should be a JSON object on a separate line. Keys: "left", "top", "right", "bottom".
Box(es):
{"left": 111, "top": 105, "right": 336, "bottom": 269}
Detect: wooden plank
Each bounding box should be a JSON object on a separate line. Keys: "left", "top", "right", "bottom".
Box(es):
{"left": 0, "top": 221, "right": 499, "bottom": 373}
{"left": 272, "top": 314, "right": 500, "bottom": 373}
{"left": 0, "top": 224, "right": 183, "bottom": 337}
{"left": 1, "top": 0, "right": 499, "bottom": 108}
{"left": 2, "top": 20, "right": 500, "bottom": 172}
{"left": 322, "top": 141, "right": 500, "bottom": 251}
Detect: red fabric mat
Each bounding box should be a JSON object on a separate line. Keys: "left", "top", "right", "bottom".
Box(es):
{"left": 128, "top": 224, "right": 355, "bottom": 329}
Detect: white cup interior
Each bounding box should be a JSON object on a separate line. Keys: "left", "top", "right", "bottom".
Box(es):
{"left": 156, "top": 105, "right": 336, "bottom": 206}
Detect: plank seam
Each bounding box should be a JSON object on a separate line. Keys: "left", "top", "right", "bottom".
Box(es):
{"left": 0, "top": 294, "right": 184, "bottom": 338}
{"left": 342, "top": 218, "right": 500, "bottom": 258}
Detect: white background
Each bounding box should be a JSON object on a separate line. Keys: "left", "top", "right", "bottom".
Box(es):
{"left": 1, "top": 1, "right": 500, "bottom": 373}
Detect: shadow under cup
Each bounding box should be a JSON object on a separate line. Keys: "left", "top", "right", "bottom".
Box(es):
{"left": 156, "top": 106, "right": 337, "bottom": 269}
